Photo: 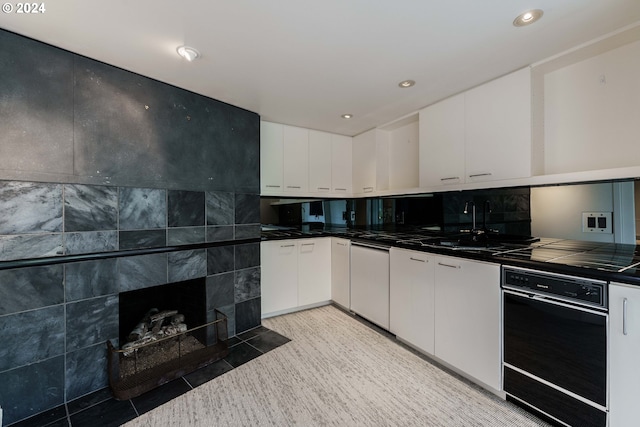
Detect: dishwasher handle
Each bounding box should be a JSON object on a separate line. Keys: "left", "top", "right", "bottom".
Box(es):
{"left": 351, "top": 241, "right": 391, "bottom": 251}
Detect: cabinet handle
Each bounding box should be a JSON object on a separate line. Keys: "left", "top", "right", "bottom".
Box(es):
{"left": 623, "top": 298, "right": 628, "bottom": 336}
{"left": 287, "top": 186, "right": 301, "bottom": 189}
{"left": 317, "top": 187, "right": 330, "bottom": 191}
{"left": 334, "top": 188, "right": 347, "bottom": 191}
{"left": 440, "top": 177, "right": 460, "bottom": 181}
{"left": 336, "top": 242, "right": 347, "bottom": 246}
{"left": 265, "top": 185, "right": 281, "bottom": 188}
{"left": 468, "top": 173, "right": 492, "bottom": 178}
{"left": 363, "top": 187, "right": 374, "bottom": 192}
{"left": 410, "top": 257, "right": 427, "bottom": 263}
{"left": 280, "top": 244, "right": 295, "bottom": 248}
{"left": 301, "top": 243, "right": 315, "bottom": 246}
{"left": 438, "top": 262, "right": 460, "bottom": 269}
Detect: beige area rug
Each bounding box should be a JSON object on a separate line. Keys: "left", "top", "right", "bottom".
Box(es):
{"left": 123, "top": 305, "right": 549, "bottom": 426}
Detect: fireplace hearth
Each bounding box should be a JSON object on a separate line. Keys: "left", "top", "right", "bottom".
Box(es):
{"left": 107, "top": 309, "right": 229, "bottom": 400}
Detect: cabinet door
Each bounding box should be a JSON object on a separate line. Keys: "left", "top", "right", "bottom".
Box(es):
{"left": 331, "top": 134, "right": 352, "bottom": 194}
{"left": 331, "top": 238, "right": 351, "bottom": 309}
{"left": 464, "top": 67, "right": 531, "bottom": 183}
{"left": 609, "top": 283, "right": 640, "bottom": 426}
{"left": 298, "top": 238, "right": 331, "bottom": 306}
{"left": 260, "top": 121, "right": 284, "bottom": 194}
{"left": 419, "top": 94, "right": 465, "bottom": 187}
{"left": 260, "top": 240, "right": 298, "bottom": 316}
{"left": 308, "top": 130, "right": 332, "bottom": 194}
{"left": 434, "top": 256, "right": 501, "bottom": 390}
{"left": 283, "top": 125, "right": 309, "bottom": 193}
{"left": 352, "top": 129, "right": 377, "bottom": 194}
{"left": 390, "top": 248, "right": 434, "bottom": 354}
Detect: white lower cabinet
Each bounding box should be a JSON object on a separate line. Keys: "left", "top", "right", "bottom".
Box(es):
{"left": 434, "top": 256, "right": 501, "bottom": 391}
{"left": 389, "top": 248, "right": 435, "bottom": 354}
{"left": 260, "top": 240, "right": 298, "bottom": 315}
{"left": 609, "top": 282, "right": 640, "bottom": 426}
{"left": 298, "top": 238, "right": 331, "bottom": 306}
{"left": 260, "top": 238, "right": 331, "bottom": 318}
{"left": 331, "top": 238, "right": 351, "bottom": 309}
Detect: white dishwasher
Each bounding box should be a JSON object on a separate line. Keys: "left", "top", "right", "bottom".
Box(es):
{"left": 350, "top": 241, "right": 390, "bottom": 330}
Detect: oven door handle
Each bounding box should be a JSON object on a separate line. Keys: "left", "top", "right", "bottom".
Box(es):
{"left": 623, "top": 298, "right": 628, "bottom": 335}
{"left": 503, "top": 289, "right": 608, "bottom": 316}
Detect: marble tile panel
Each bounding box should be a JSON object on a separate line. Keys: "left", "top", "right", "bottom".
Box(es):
{"left": 0, "top": 265, "right": 64, "bottom": 316}
{"left": 234, "top": 193, "right": 260, "bottom": 224}
{"left": 206, "top": 272, "right": 235, "bottom": 309}
{"left": 65, "top": 343, "right": 109, "bottom": 401}
{"left": 8, "top": 403, "right": 68, "bottom": 427}
{"left": 64, "top": 231, "right": 118, "bottom": 255}
{"left": 184, "top": 358, "right": 233, "bottom": 388}
{"left": 207, "top": 246, "right": 235, "bottom": 275}
{"left": 67, "top": 388, "right": 112, "bottom": 415}
{"left": 246, "top": 330, "right": 291, "bottom": 353}
{"left": 234, "top": 224, "right": 260, "bottom": 239}
{"left": 65, "top": 258, "right": 118, "bottom": 302}
{"left": 167, "top": 226, "right": 205, "bottom": 245}
{"left": 0, "top": 305, "right": 65, "bottom": 371}
{"left": 0, "top": 233, "right": 64, "bottom": 261}
{"left": 0, "top": 181, "right": 63, "bottom": 234}
{"left": 0, "top": 30, "right": 74, "bottom": 177}
{"left": 117, "top": 253, "right": 168, "bottom": 292}
{"left": 119, "top": 187, "right": 167, "bottom": 230}
{"left": 119, "top": 230, "right": 166, "bottom": 250}
{"left": 206, "top": 191, "right": 234, "bottom": 225}
{"left": 64, "top": 184, "right": 117, "bottom": 232}
{"left": 227, "top": 110, "right": 260, "bottom": 194}
{"left": 235, "top": 297, "right": 261, "bottom": 334}
{"left": 234, "top": 243, "right": 260, "bottom": 269}
{"left": 168, "top": 249, "right": 207, "bottom": 283}
{"left": 168, "top": 190, "right": 205, "bottom": 227}
{"left": 66, "top": 295, "right": 118, "bottom": 352}
{"left": 234, "top": 267, "right": 261, "bottom": 303}
{"left": 131, "top": 378, "right": 192, "bottom": 415}
{"left": 0, "top": 355, "right": 65, "bottom": 425}
{"left": 223, "top": 341, "right": 262, "bottom": 368}
{"left": 211, "top": 304, "right": 235, "bottom": 338}
{"left": 206, "top": 225, "right": 234, "bottom": 242}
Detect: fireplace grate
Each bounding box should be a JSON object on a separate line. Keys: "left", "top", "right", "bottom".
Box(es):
{"left": 107, "top": 309, "right": 229, "bottom": 400}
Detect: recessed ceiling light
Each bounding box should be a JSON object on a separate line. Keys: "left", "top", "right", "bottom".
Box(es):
{"left": 513, "top": 9, "right": 543, "bottom": 27}
{"left": 398, "top": 80, "right": 416, "bottom": 88}
{"left": 177, "top": 46, "right": 200, "bottom": 62}
{"left": 341, "top": 114, "right": 353, "bottom": 119}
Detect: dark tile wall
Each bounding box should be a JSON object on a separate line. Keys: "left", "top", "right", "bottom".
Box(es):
{"left": 0, "top": 28, "right": 260, "bottom": 426}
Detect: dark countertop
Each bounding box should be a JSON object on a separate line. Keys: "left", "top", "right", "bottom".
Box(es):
{"left": 261, "top": 226, "right": 640, "bottom": 286}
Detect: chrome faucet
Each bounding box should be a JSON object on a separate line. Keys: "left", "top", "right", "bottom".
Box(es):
{"left": 463, "top": 201, "right": 476, "bottom": 230}
{"left": 483, "top": 200, "right": 491, "bottom": 231}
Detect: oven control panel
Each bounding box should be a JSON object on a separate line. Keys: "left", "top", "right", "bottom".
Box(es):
{"left": 503, "top": 267, "right": 607, "bottom": 309}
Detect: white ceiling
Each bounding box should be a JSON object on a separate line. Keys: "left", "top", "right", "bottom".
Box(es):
{"left": 2, "top": 1, "right": 640, "bottom": 136}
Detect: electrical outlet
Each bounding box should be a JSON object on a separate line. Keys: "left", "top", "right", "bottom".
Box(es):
{"left": 582, "top": 212, "right": 612, "bottom": 233}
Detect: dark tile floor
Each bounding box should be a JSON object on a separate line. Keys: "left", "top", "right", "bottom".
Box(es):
{"left": 8, "top": 326, "right": 290, "bottom": 427}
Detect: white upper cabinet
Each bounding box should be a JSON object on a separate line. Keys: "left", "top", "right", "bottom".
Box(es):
{"left": 260, "top": 121, "right": 284, "bottom": 194}
{"left": 384, "top": 115, "right": 419, "bottom": 190}
{"left": 352, "top": 129, "right": 379, "bottom": 194}
{"left": 331, "top": 134, "right": 352, "bottom": 194}
{"left": 419, "top": 68, "right": 532, "bottom": 189}
{"left": 419, "top": 94, "right": 466, "bottom": 187}
{"left": 465, "top": 67, "right": 531, "bottom": 183}
{"left": 308, "top": 130, "right": 332, "bottom": 194}
{"left": 283, "top": 125, "right": 309, "bottom": 194}
{"left": 542, "top": 39, "right": 640, "bottom": 175}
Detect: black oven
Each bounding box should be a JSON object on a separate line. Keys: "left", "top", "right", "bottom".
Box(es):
{"left": 502, "top": 266, "right": 607, "bottom": 427}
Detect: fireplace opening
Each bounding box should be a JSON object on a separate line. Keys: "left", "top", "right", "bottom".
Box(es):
{"left": 108, "top": 278, "right": 229, "bottom": 400}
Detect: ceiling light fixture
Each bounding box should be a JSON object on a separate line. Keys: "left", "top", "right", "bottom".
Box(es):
{"left": 177, "top": 46, "right": 200, "bottom": 62}
{"left": 513, "top": 9, "right": 543, "bottom": 27}
{"left": 341, "top": 114, "right": 353, "bottom": 119}
{"left": 398, "top": 80, "right": 416, "bottom": 88}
